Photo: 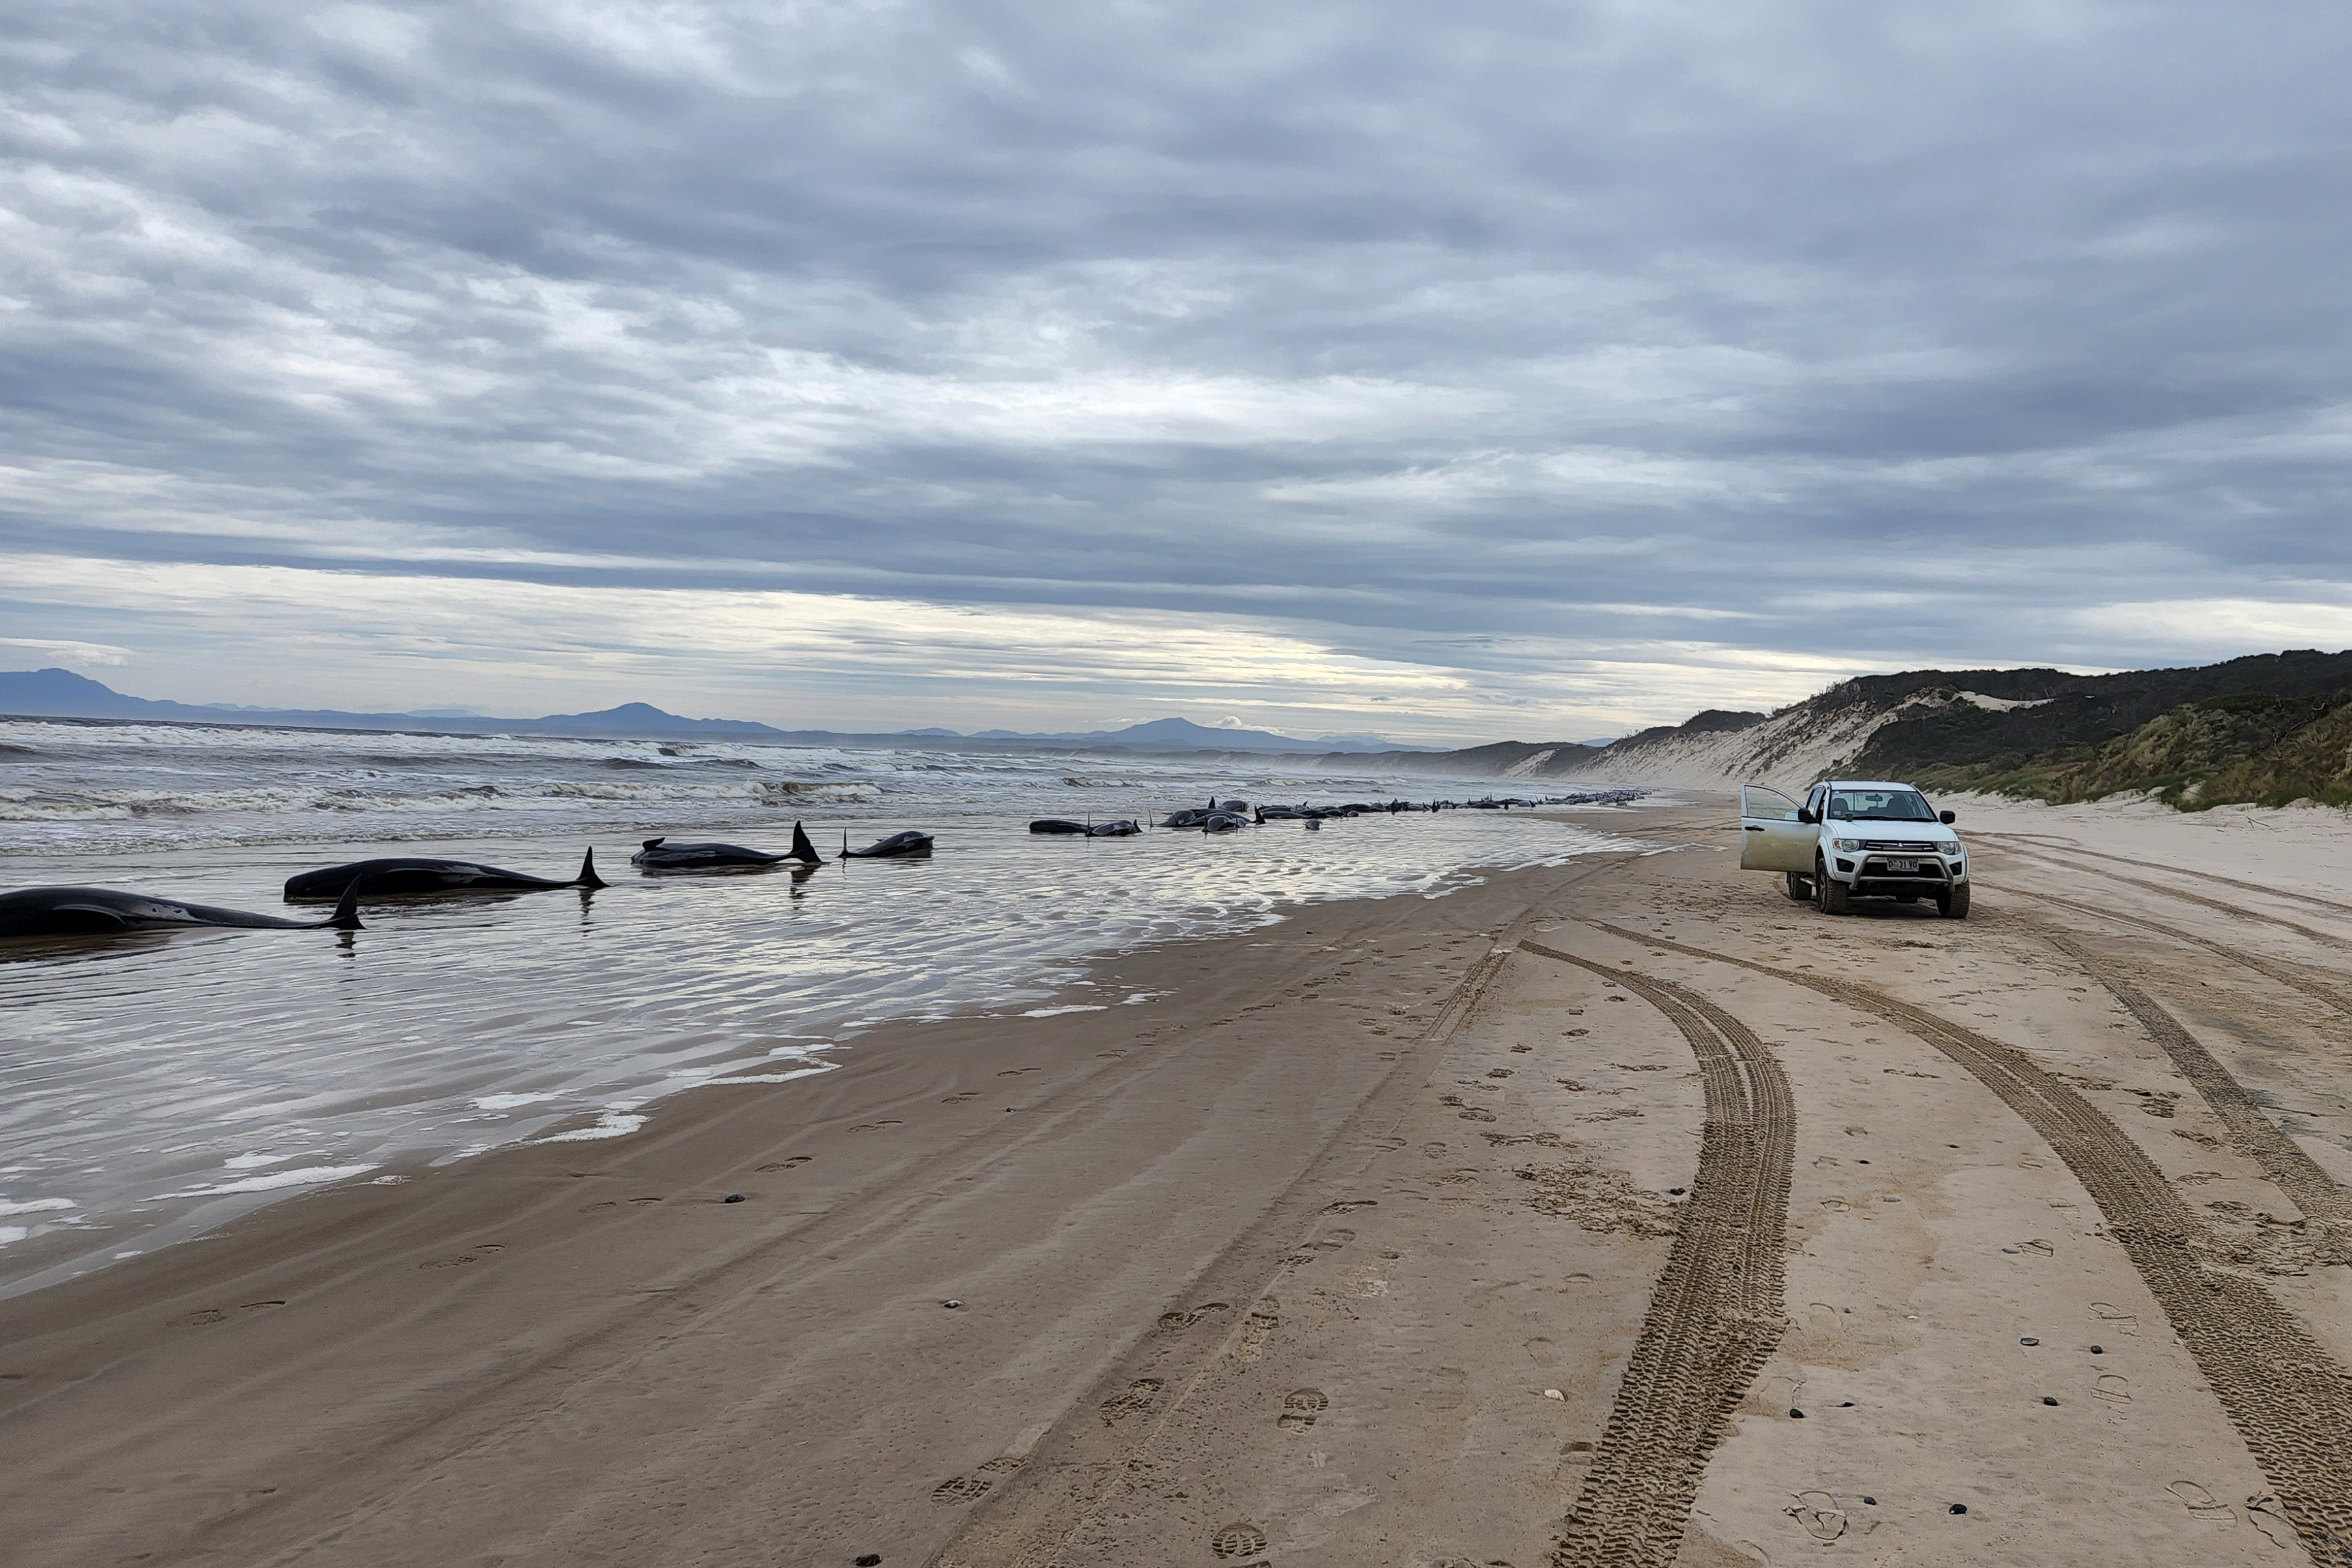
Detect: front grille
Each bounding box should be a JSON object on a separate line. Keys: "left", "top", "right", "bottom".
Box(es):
{"left": 1862, "top": 840, "right": 1939, "bottom": 852}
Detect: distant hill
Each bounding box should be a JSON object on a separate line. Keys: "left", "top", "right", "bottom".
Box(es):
{"left": 0, "top": 670, "right": 1437, "bottom": 755}
{"left": 1338, "top": 648, "right": 2352, "bottom": 809}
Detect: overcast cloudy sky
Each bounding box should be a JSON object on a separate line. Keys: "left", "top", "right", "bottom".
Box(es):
{"left": 5, "top": 1, "right": 2349, "bottom": 741}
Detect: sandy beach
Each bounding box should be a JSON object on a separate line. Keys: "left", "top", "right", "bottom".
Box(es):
{"left": 7, "top": 794, "right": 2352, "bottom": 1567}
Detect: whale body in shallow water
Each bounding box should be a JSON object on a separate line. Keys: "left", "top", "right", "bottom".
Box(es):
{"left": 841, "top": 830, "right": 934, "bottom": 859}
{"left": 3, "top": 878, "right": 363, "bottom": 941}
{"left": 284, "top": 848, "right": 605, "bottom": 901}
{"left": 1030, "top": 819, "right": 1141, "bottom": 838}
{"left": 631, "top": 823, "right": 821, "bottom": 870}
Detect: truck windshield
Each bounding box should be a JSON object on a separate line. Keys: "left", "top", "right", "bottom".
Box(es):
{"left": 1827, "top": 790, "right": 1936, "bottom": 821}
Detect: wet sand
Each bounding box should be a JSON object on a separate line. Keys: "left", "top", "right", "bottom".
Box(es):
{"left": 7, "top": 797, "right": 2352, "bottom": 1567}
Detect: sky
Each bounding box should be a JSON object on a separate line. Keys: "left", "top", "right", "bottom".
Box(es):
{"left": 5, "top": 1, "right": 2351, "bottom": 743}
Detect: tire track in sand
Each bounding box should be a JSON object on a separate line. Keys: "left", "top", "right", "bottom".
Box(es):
{"left": 1515, "top": 942, "right": 1793, "bottom": 1568}
{"left": 1584, "top": 918, "right": 2352, "bottom": 1567}
{"left": 1979, "top": 833, "right": 2352, "bottom": 920}
{"left": 2021, "top": 885, "right": 2352, "bottom": 1025}
{"left": 2031, "top": 926, "right": 2352, "bottom": 1266}
{"left": 1985, "top": 841, "right": 2352, "bottom": 952}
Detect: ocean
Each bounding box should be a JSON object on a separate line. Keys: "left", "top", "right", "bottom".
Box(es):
{"left": 0, "top": 717, "right": 1644, "bottom": 1295}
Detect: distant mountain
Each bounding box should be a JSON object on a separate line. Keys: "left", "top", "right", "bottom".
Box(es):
{"left": 0, "top": 668, "right": 797, "bottom": 741}
{"left": 0, "top": 670, "right": 1440, "bottom": 755}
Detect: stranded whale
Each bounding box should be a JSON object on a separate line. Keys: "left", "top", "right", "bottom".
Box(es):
{"left": 631, "top": 823, "right": 822, "bottom": 870}
{"left": 841, "top": 829, "right": 934, "bottom": 859}
{"left": 1029, "top": 819, "right": 1142, "bottom": 838}
{"left": 284, "top": 848, "right": 605, "bottom": 901}
{"left": 3, "top": 878, "right": 363, "bottom": 941}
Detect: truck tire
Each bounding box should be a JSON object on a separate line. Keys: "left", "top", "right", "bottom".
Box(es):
{"left": 1785, "top": 872, "right": 1812, "bottom": 901}
{"left": 1816, "top": 857, "right": 1849, "bottom": 915}
{"left": 1938, "top": 883, "right": 1971, "bottom": 920}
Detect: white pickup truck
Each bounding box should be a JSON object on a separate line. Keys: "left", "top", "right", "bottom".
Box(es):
{"left": 1739, "top": 778, "right": 1970, "bottom": 918}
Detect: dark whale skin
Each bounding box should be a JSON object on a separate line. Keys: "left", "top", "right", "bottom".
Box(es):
{"left": 284, "top": 847, "right": 605, "bottom": 901}
{"left": 3, "top": 879, "right": 364, "bottom": 940}
{"left": 631, "top": 823, "right": 822, "bottom": 870}
{"left": 841, "top": 830, "right": 934, "bottom": 859}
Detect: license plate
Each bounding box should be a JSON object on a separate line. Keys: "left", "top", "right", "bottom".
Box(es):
{"left": 1887, "top": 859, "right": 1920, "bottom": 873}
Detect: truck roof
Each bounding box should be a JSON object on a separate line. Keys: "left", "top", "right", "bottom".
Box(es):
{"left": 1820, "top": 780, "right": 1926, "bottom": 791}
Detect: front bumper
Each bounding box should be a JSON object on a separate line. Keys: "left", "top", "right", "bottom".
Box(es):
{"left": 1839, "top": 851, "right": 1964, "bottom": 894}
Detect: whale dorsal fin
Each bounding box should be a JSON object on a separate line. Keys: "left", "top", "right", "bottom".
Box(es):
{"left": 643, "top": 838, "right": 666, "bottom": 850}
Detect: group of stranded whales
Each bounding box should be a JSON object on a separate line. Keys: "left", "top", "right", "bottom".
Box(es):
{"left": 1, "top": 788, "right": 1648, "bottom": 944}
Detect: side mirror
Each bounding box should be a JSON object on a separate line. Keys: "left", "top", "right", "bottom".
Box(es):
{"left": 1797, "top": 808, "right": 1817, "bottom": 825}
{"left": 1939, "top": 810, "right": 1957, "bottom": 825}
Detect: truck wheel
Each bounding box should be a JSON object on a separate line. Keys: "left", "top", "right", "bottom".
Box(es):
{"left": 1938, "top": 883, "right": 1971, "bottom": 920}
{"left": 1785, "top": 872, "right": 1812, "bottom": 901}
{"left": 1816, "top": 858, "right": 1849, "bottom": 915}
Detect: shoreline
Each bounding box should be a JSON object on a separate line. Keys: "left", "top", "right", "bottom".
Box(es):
{"left": 10, "top": 795, "right": 2352, "bottom": 1566}
{"left": 0, "top": 805, "right": 1642, "bottom": 1297}
{"left": 1, "top": 841, "right": 1637, "bottom": 1565}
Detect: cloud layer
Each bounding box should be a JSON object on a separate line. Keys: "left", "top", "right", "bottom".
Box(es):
{"left": 5, "top": 1, "right": 2350, "bottom": 737}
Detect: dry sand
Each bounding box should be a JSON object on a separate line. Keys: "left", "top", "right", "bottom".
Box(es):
{"left": 6, "top": 796, "right": 2352, "bottom": 1567}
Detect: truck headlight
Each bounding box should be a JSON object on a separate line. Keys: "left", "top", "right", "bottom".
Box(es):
{"left": 1833, "top": 838, "right": 1862, "bottom": 852}
{"left": 1944, "top": 846, "right": 1965, "bottom": 860}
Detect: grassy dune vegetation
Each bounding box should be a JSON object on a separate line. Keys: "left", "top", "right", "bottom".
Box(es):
{"left": 1846, "top": 652, "right": 2352, "bottom": 810}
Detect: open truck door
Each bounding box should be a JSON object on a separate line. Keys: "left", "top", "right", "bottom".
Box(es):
{"left": 1739, "top": 784, "right": 1815, "bottom": 873}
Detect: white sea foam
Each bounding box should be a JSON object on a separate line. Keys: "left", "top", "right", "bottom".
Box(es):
{"left": 0, "top": 1197, "right": 77, "bottom": 1217}
{"left": 1020, "top": 1004, "right": 1108, "bottom": 1017}
{"left": 536, "top": 1111, "right": 650, "bottom": 1143}
{"left": 158, "top": 1164, "right": 381, "bottom": 1198}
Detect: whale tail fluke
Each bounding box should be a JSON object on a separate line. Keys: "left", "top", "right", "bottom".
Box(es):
{"left": 789, "top": 821, "right": 820, "bottom": 864}
{"left": 327, "top": 877, "right": 366, "bottom": 931}
{"left": 577, "top": 847, "right": 607, "bottom": 890}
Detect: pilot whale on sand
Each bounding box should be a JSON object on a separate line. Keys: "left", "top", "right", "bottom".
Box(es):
{"left": 633, "top": 823, "right": 822, "bottom": 870}
{"left": 3, "top": 877, "right": 364, "bottom": 941}
{"left": 284, "top": 848, "right": 605, "bottom": 901}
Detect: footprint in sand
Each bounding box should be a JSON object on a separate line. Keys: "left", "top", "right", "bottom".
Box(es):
{"left": 2245, "top": 1493, "right": 2297, "bottom": 1549}
{"left": 2166, "top": 1481, "right": 2234, "bottom": 1522}
{"left": 1237, "top": 1299, "right": 1280, "bottom": 1360}
{"left": 1819, "top": 1198, "right": 1850, "bottom": 1213}
{"left": 995, "top": 1067, "right": 1041, "bottom": 1077}
{"left": 1756, "top": 1373, "right": 1805, "bottom": 1414}
{"left": 931, "top": 1474, "right": 991, "bottom": 1504}
{"left": 421, "top": 1243, "right": 503, "bottom": 1270}
{"left": 2021, "top": 1238, "right": 2055, "bottom": 1256}
{"left": 941, "top": 1092, "right": 981, "bottom": 1104}
{"left": 629, "top": 1195, "right": 663, "bottom": 1204}
{"left": 1279, "top": 1388, "right": 1327, "bottom": 1431}
{"left": 2090, "top": 1302, "right": 2140, "bottom": 1335}
{"left": 1157, "top": 1301, "right": 1230, "bottom": 1334}
{"left": 168, "top": 1308, "right": 227, "bottom": 1328}
{"left": 1210, "top": 1522, "right": 1269, "bottom": 1559}
{"left": 1788, "top": 1491, "right": 1847, "bottom": 1541}
{"left": 755, "top": 1157, "right": 811, "bottom": 1172}
{"left": 848, "top": 1120, "right": 903, "bottom": 1133}
{"left": 1098, "top": 1377, "right": 1164, "bottom": 1424}
{"left": 1324, "top": 1199, "right": 1377, "bottom": 1215}
{"left": 579, "top": 1200, "right": 619, "bottom": 1213}
{"left": 2094, "top": 1373, "right": 2132, "bottom": 1405}
{"left": 240, "top": 1300, "right": 284, "bottom": 1312}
